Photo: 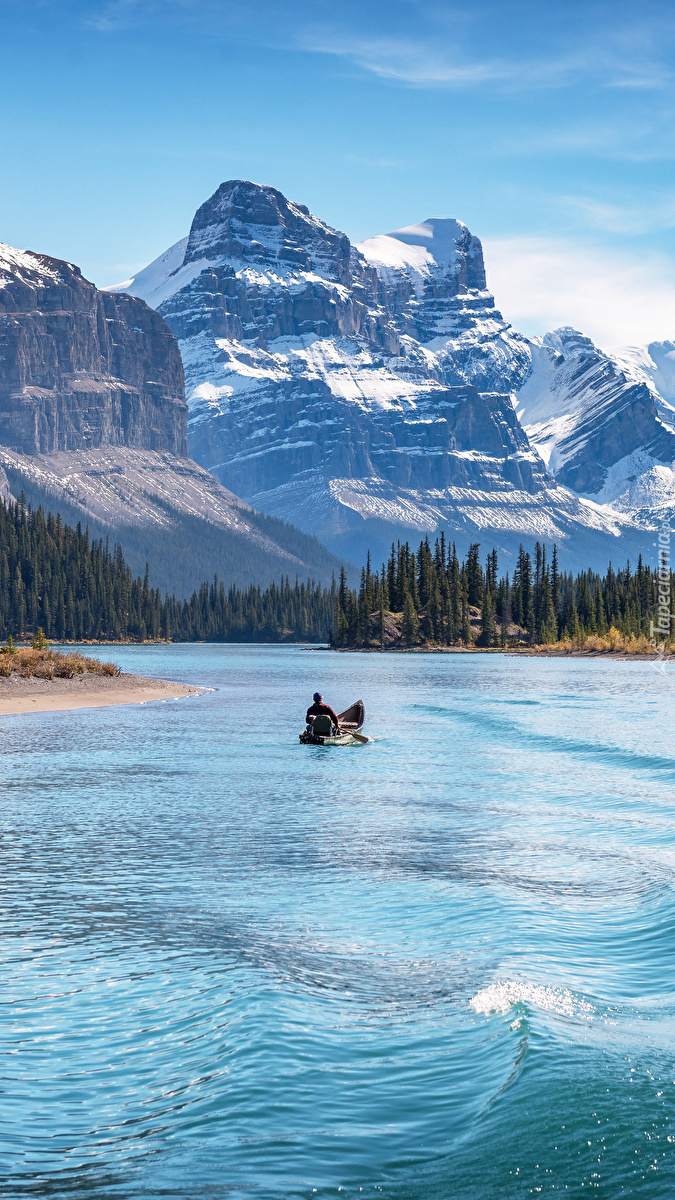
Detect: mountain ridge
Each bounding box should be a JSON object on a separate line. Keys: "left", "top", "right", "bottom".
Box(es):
{"left": 109, "top": 178, "right": 637, "bottom": 570}
{"left": 518, "top": 327, "right": 675, "bottom": 529}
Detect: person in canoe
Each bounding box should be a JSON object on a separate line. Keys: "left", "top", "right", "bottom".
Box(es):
{"left": 305, "top": 692, "right": 340, "bottom": 736}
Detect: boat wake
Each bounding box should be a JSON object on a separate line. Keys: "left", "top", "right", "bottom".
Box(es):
{"left": 470, "top": 979, "right": 596, "bottom": 1020}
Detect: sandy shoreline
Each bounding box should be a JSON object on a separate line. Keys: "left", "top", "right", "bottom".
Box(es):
{"left": 0, "top": 672, "right": 204, "bottom": 716}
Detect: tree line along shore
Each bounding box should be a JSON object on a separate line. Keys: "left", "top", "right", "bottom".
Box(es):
{"left": 331, "top": 536, "right": 673, "bottom": 655}
{"left": 0, "top": 497, "right": 333, "bottom": 644}
{"left": 0, "top": 496, "right": 672, "bottom": 655}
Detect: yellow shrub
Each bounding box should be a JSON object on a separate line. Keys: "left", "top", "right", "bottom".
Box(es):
{"left": 0, "top": 646, "right": 119, "bottom": 680}
{"left": 583, "top": 634, "right": 607, "bottom": 652}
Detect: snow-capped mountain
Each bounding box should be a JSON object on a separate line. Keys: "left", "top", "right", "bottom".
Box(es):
{"left": 109, "top": 180, "right": 636, "bottom": 568}
{"left": 517, "top": 328, "right": 675, "bottom": 529}
{"left": 0, "top": 237, "right": 346, "bottom": 593}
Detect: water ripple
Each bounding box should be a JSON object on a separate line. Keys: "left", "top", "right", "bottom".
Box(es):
{"left": 1, "top": 646, "right": 675, "bottom": 1197}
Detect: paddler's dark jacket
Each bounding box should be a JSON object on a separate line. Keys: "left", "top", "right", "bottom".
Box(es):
{"left": 306, "top": 702, "right": 339, "bottom": 726}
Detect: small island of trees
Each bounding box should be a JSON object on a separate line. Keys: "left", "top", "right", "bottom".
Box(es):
{"left": 331, "top": 535, "right": 674, "bottom": 654}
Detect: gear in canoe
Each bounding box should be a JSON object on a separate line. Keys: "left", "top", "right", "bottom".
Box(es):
{"left": 300, "top": 697, "right": 368, "bottom": 745}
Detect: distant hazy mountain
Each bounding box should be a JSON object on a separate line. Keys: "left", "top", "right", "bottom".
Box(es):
{"left": 109, "top": 179, "right": 636, "bottom": 570}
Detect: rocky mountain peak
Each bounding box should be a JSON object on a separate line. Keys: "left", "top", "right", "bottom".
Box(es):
{"left": 0, "top": 241, "right": 187, "bottom": 456}
{"left": 182, "top": 179, "right": 355, "bottom": 285}
{"left": 356, "top": 215, "right": 504, "bottom": 353}
{"left": 358, "top": 217, "right": 486, "bottom": 294}
{"left": 542, "top": 327, "right": 599, "bottom": 360}
{"left": 519, "top": 325, "right": 675, "bottom": 502}
{"left": 106, "top": 184, "right": 633, "bottom": 566}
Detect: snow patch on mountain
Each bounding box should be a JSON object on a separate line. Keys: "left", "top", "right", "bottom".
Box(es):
{"left": 591, "top": 450, "right": 675, "bottom": 510}
{"left": 358, "top": 218, "right": 468, "bottom": 295}
{"left": 105, "top": 236, "right": 196, "bottom": 308}
{"left": 0, "top": 242, "right": 62, "bottom": 288}
{"left": 610, "top": 342, "right": 675, "bottom": 418}
{"left": 183, "top": 332, "right": 450, "bottom": 429}
{"left": 517, "top": 327, "right": 675, "bottom": 524}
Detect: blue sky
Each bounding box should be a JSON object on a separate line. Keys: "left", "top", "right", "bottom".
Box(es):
{"left": 2, "top": 0, "right": 675, "bottom": 344}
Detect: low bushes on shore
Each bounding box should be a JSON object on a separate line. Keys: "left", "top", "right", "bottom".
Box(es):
{"left": 531, "top": 629, "right": 669, "bottom": 656}
{"left": 0, "top": 637, "right": 119, "bottom": 680}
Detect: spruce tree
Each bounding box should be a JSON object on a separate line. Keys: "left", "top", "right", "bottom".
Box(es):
{"left": 466, "top": 544, "right": 483, "bottom": 607}
{"left": 478, "top": 581, "right": 497, "bottom": 647}
{"left": 402, "top": 589, "right": 419, "bottom": 646}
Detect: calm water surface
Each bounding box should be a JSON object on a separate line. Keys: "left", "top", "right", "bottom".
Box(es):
{"left": 2, "top": 645, "right": 675, "bottom": 1198}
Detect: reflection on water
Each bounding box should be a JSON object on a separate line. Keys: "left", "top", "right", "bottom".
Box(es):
{"left": 1, "top": 646, "right": 675, "bottom": 1196}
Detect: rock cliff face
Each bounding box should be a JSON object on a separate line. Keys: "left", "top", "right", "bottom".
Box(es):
{"left": 0, "top": 240, "right": 347, "bottom": 593}
{"left": 0, "top": 243, "right": 187, "bottom": 455}
{"left": 517, "top": 329, "right": 675, "bottom": 528}
{"left": 111, "top": 181, "right": 627, "bottom": 567}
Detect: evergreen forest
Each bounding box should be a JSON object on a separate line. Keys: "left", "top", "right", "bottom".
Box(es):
{"left": 2, "top": 465, "right": 345, "bottom": 597}
{"left": 333, "top": 535, "right": 674, "bottom": 650}
{"left": 0, "top": 498, "right": 334, "bottom": 643}
{"left": 0, "top": 496, "right": 672, "bottom": 650}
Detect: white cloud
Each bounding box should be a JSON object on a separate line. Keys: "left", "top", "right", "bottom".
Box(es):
{"left": 483, "top": 236, "right": 675, "bottom": 348}
{"left": 301, "top": 34, "right": 491, "bottom": 84}
{"left": 301, "top": 28, "right": 671, "bottom": 91}
{"left": 85, "top": 0, "right": 149, "bottom": 32}
{"left": 556, "top": 193, "right": 675, "bottom": 235}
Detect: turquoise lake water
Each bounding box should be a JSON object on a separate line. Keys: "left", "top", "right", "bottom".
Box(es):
{"left": 2, "top": 644, "right": 675, "bottom": 1198}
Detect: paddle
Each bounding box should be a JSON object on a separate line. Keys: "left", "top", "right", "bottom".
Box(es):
{"left": 351, "top": 731, "right": 369, "bottom": 744}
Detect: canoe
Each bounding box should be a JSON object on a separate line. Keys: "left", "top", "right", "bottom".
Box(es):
{"left": 299, "top": 699, "right": 367, "bottom": 746}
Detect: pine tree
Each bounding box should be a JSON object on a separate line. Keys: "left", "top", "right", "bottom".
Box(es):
{"left": 401, "top": 588, "right": 419, "bottom": 645}
{"left": 477, "top": 581, "right": 497, "bottom": 647}
{"left": 466, "top": 543, "right": 483, "bottom": 607}
{"left": 551, "top": 544, "right": 560, "bottom": 633}
{"left": 461, "top": 595, "right": 473, "bottom": 645}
